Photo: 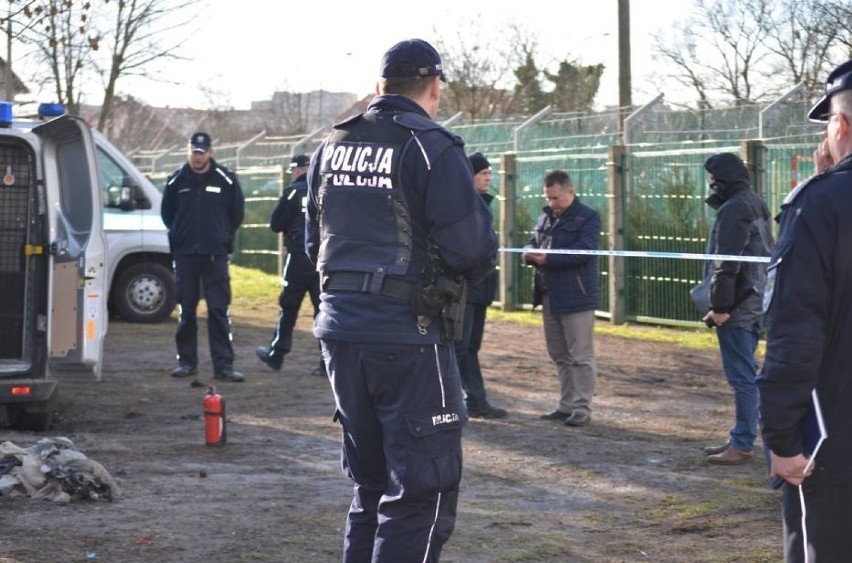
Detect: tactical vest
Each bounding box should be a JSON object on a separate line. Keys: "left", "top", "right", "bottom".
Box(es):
{"left": 314, "top": 112, "right": 419, "bottom": 294}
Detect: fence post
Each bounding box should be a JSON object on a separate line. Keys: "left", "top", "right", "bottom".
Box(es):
{"left": 608, "top": 145, "right": 626, "bottom": 325}
{"left": 741, "top": 139, "right": 767, "bottom": 197}
{"left": 499, "top": 152, "right": 517, "bottom": 312}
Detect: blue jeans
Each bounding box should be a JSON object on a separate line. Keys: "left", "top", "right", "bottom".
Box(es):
{"left": 716, "top": 323, "right": 760, "bottom": 451}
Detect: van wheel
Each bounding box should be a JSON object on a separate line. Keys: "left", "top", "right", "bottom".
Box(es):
{"left": 114, "top": 263, "right": 176, "bottom": 323}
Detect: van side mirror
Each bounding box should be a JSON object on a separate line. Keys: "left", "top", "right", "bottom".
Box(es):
{"left": 117, "top": 186, "right": 138, "bottom": 211}
{"left": 105, "top": 183, "right": 151, "bottom": 211}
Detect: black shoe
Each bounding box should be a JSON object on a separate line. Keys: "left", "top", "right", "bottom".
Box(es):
{"left": 309, "top": 361, "right": 327, "bottom": 377}
{"left": 214, "top": 368, "right": 245, "bottom": 383}
{"left": 539, "top": 410, "right": 571, "bottom": 421}
{"left": 255, "top": 346, "right": 283, "bottom": 371}
{"left": 469, "top": 405, "right": 508, "bottom": 419}
{"left": 703, "top": 443, "right": 730, "bottom": 456}
{"left": 565, "top": 411, "right": 591, "bottom": 427}
{"left": 170, "top": 365, "right": 197, "bottom": 378}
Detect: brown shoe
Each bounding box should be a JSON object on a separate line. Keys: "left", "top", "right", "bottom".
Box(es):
{"left": 707, "top": 447, "right": 753, "bottom": 465}
{"left": 703, "top": 443, "right": 730, "bottom": 456}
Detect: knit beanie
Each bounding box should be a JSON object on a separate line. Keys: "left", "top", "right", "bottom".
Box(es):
{"left": 469, "top": 152, "right": 490, "bottom": 174}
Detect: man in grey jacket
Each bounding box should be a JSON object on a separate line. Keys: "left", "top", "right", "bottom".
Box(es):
{"left": 699, "top": 152, "right": 774, "bottom": 465}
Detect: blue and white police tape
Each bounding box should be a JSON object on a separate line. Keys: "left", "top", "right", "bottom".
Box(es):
{"left": 499, "top": 247, "right": 770, "bottom": 263}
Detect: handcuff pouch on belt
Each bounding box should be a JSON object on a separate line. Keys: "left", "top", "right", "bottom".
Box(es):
{"left": 409, "top": 275, "right": 467, "bottom": 341}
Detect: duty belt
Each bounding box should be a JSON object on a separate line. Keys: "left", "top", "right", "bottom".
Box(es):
{"left": 323, "top": 272, "right": 415, "bottom": 301}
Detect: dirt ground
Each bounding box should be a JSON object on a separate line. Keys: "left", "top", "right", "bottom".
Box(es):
{"left": 0, "top": 300, "right": 782, "bottom": 563}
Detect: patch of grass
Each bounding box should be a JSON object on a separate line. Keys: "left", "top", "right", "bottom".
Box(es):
{"left": 647, "top": 494, "right": 714, "bottom": 521}
{"left": 489, "top": 308, "right": 721, "bottom": 350}
{"left": 489, "top": 307, "right": 766, "bottom": 355}
{"left": 231, "top": 265, "right": 281, "bottom": 312}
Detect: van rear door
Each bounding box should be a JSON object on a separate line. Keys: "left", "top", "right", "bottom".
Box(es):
{"left": 34, "top": 116, "right": 108, "bottom": 380}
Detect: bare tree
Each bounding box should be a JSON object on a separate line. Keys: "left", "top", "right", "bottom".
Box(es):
{"left": 435, "top": 23, "right": 518, "bottom": 120}
{"left": 96, "top": 0, "right": 197, "bottom": 131}
{"left": 26, "top": 0, "right": 96, "bottom": 114}
{"left": 0, "top": 1, "right": 39, "bottom": 101}
{"left": 652, "top": 0, "right": 778, "bottom": 107}
{"left": 652, "top": 0, "right": 851, "bottom": 108}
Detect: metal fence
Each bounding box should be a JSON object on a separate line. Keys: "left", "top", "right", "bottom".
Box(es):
{"left": 140, "top": 87, "right": 824, "bottom": 326}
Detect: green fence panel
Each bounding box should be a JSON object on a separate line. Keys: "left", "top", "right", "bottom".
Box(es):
{"left": 511, "top": 152, "right": 611, "bottom": 312}
{"left": 623, "top": 145, "right": 739, "bottom": 323}
{"left": 141, "top": 133, "right": 826, "bottom": 325}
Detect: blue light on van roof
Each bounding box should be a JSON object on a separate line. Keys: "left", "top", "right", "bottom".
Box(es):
{"left": 38, "top": 103, "right": 65, "bottom": 118}
{"left": 0, "top": 102, "right": 11, "bottom": 127}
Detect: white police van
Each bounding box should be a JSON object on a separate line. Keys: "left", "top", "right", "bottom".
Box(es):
{"left": 0, "top": 104, "right": 108, "bottom": 430}
{"left": 0, "top": 103, "right": 174, "bottom": 430}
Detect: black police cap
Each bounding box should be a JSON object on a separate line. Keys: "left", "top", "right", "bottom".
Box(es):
{"left": 289, "top": 154, "right": 310, "bottom": 169}
{"left": 380, "top": 39, "right": 446, "bottom": 83}
{"left": 808, "top": 59, "right": 852, "bottom": 123}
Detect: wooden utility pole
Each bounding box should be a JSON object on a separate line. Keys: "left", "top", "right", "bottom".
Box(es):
{"left": 618, "top": 0, "right": 632, "bottom": 135}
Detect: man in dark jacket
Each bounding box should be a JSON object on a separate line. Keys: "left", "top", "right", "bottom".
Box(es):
{"left": 523, "top": 170, "right": 601, "bottom": 427}
{"left": 305, "top": 39, "right": 497, "bottom": 562}
{"left": 454, "top": 153, "right": 506, "bottom": 419}
{"left": 699, "top": 152, "right": 774, "bottom": 465}
{"left": 255, "top": 153, "right": 323, "bottom": 375}
{"left": 758, "top": 59, "right": 852, "bottom": 562}
{"left": 161, "top": 132, "right": 245, "bottom": 382}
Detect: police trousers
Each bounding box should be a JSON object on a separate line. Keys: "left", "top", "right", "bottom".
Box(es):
{"left": 173, "top": 254, "right": 233, "bottom": 371}
{"left": 268, "top": 249, "right": 319, "bottom": 357}
{"left": 321, "top": 339, "right": 466, "bottom": 563}
{"left": 782, "top": 480, "right": 852, "bottom": 563}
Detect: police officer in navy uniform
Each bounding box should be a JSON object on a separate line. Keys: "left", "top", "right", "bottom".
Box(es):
{"left": 255, "top": 153, "right": 324, "bottom": 375}
{"left": 305, "top": 39, "right": 497, "bottom": 562}
{"left": 454, "top": 152, "right": 506, "bottom": 419}
{"left": 161, "top": 132, "right": 245, "bottom": 382}
{"left": 758, "top": 59, "right": 852, "bottom": 562}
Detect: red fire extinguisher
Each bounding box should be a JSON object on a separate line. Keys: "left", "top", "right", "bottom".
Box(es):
{"left": 204, "top": 385, "right": 226, "bottom": 446}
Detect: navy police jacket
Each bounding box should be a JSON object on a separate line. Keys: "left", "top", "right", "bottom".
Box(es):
{"left": 305, "top": 94, "right": 498, "bottom": 344}
{"left": 758, "top": 154, "right": 852, "bottom": 484}
{"left": 525, "top": 198, "right": 601, "bottom": 315}
{"left": 161, "top": 159, "right": 244, "bottom": 256}
{"left": 270, "top": 173, "right": 308, "bottom": 250}
{"left": 702, "top": 153, "right": 774, "bottom": 325}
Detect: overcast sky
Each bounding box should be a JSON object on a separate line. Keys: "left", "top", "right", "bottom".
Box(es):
{"left": 60, "top": 0, "right": 695, "bottom": 111}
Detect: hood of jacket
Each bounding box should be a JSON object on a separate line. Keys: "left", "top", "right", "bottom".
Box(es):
{"left": 704, "top": 152, "right": 752, "bottom": 209}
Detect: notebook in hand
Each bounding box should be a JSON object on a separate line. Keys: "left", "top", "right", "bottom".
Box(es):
{"left": 764, "top": 389, "right": 827, "bottom": 489}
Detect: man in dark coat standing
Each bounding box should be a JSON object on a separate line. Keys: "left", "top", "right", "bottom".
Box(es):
{"left": 161, "top": 132, "right": 245, "bottom": 382}
{"left": 699, "top": 152, "right": 774, "bottom": 465}
{"left": 758, "top": 59, "right": 852, "bottom": 562}
{"left": 454, "top": 153, "right": 506, "bottom": 419}
{"left": 523, "top": 170, "right": 601, "bottom": 428}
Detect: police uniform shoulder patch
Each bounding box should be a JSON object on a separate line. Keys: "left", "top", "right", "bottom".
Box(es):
{"left": 214, "top": 166, "right": 235, "bottom": 185}
{"left": 334, "top": 113, "right": 362, "bottom": 129}
{"left": 394, "top": 112, "right": 439, "bottom": 132}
